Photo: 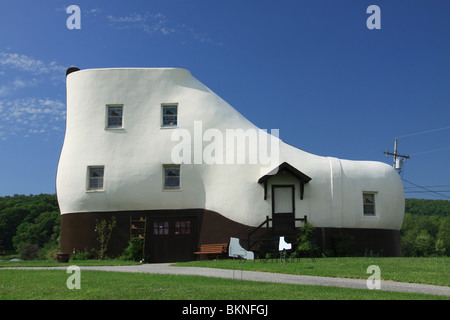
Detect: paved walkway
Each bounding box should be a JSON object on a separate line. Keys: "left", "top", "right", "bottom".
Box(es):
{"left": 9, "top": 263, "right": 450, "bottom": 297}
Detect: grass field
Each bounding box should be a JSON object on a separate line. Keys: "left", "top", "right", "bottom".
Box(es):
{"left": 176, "top": 257, "right": 450, "bottom": 287}
{"left": 0, "top": 257, "right": 448, "bottom": 300}
{"left": 0, "top": 269, "right": 447, "bottom": 300}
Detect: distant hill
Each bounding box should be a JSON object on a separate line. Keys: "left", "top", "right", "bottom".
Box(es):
{"left": 405, "top": 198, "right": 450, "bottom": 217}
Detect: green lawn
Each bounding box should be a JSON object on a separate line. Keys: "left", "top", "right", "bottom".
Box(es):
{"left": 0, "top": 269, "right": 447, "bottom": 300}
{"left": 3, "top": 257, "right": 448, "bottom": 286}
{"left": 0, "top": 257, "right": 448, "bottom": 300}
{"left": 0, "top": 258, "right": 140, "bottom": 268}
{"left": 175, "top": 257, "right": 450, "bottom": 287}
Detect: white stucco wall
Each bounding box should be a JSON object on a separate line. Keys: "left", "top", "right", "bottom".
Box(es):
{"left": 56, "top": 68, "right": 404, "bottom": 230}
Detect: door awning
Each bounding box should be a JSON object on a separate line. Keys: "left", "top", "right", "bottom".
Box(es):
{"left": 258, "top": 162, "right": 312, "bottom": 200}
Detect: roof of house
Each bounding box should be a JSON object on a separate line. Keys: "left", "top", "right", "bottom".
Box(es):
{"left": 258, "top": 162, "right": 312, "bottom": 200}
{"left": 258, "top": 162, "right": 312, "bottom": 184}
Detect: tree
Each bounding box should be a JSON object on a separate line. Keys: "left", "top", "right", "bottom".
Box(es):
{"left": 436, "top": 217, "right": 450, "bottom": 255}
{"left": 405, "top": 198, "right": 450, "bottom": 217}
{"left": 12, "top": 210, "right": 60, "bottom": 252}
{"left": 413, "top": 230, "right": 434, "bottom": 257}
{"left": 0, "top": 207, "right": 30, "bottom": 249}
{"left": 401, "top": 214, "right": 419, "bottom": 257}
{"left": 0, "top": 194, "right": 60, "bottom": 254}
{"left": 401, "top": 212, "right": 450, "bottom": 257}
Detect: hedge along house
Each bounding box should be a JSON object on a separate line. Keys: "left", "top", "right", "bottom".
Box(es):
{"left": 56, "top": 68, "right": 405, "bottom": 262}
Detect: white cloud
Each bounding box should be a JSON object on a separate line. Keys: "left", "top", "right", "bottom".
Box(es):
{"left": 0, "top": 77, "right": 40, "bottom": 98}
{"left": 107, "top": 12, "right": 175, "bottom": 35}
{"left": 0, "top": 97, "right": 66, "bottom": 139}
{"left": 0, "top": 51, "right": 69, "bottom": 139}
{"left": 0, "top": 50, "right": 68, "bottom": 139}
{"left": 0, "top": 52, "right": 66, "bottom": 75}
{"left": 85, "top": 8, "right": 101, "bottom": 17}
{"left": 0, "top": 51, "right": 68, "bottom": 91}
{"left": 106, "top": 11, "right": 223, "bottom": 45}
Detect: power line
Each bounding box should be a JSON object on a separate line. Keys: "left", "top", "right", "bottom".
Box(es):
{"left": 405, "top": 191, "right": 450, "bottom": 194}
{"left": 360, "top": 126, "right": 450, "bottom": 160}
{"left": 402, "top": 178, "right": 450, "bottom": 199}
{"left": 404, "top": 185, "right": 450, "bottom": 194}
{"left": 397, "top": 125, "right": 450, "bottom": 139}
{"left": 404, "top": 184, "right": 450, "bottom": 189}
{"left": 410, "top": 146, "right": 450, "bottom": 156}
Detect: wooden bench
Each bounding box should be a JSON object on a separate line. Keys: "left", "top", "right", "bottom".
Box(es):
{"left": 194, "top": 243, "right": 228, "bottom": 260}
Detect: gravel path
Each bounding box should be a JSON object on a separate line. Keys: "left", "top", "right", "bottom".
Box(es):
{"left": 9, "top": 263, "right": 449, "bottom": 297}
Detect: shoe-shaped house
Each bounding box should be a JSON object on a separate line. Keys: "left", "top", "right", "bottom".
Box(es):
{"left": 57, "top": 68, "right": 404, "bottom": 261}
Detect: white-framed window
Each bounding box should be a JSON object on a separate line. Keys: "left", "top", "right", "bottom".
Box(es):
{"left": 106, "top": 105, "right": 123, "bottom": 129}
{"left": 161, "top": 104, "right": 178, "bottom": 128}
{"left": 87, "top": 166, "right": 104, "bottom": 191}
{"left": 163, "top": 165, "right": 180, "bottom": 189}
{"left": 363, "top": 192, "right": 376, "bottom": 216}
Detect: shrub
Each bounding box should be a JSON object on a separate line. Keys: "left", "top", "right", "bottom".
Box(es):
{"left": 38, "top": 242, "right": 59, "bottom": 260}
{"left": 294, "top": 222, "right": 319, "bottom": 257}
{"left": 120, "top": 238, "right": 144, "bottom": 261}
{"left": 19, "top": 243, "right": 40, "bottom": 260}
{"left": 71, "top": 249, "right": 94, "bottom": 260}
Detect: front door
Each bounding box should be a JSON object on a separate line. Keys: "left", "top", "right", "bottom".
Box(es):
{"left": 272, "top": 185, "right": 295, "bottom": 234}
{"left": 147, "top": 216, "right": 197, "bottom": 262}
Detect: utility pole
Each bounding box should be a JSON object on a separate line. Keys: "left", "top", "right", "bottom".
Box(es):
{"left": 384, "top": 138, "right": 410, "bottom": 173}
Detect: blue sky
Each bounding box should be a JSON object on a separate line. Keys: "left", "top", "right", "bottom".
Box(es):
{"left": 0, "top": 0, "right": 449, "bottom": 199}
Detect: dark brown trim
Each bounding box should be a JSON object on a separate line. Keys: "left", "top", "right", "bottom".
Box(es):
{"left": 316, "top": 227, "right": 402, "bottom": 257}
{"left": 60, "top": 209, "right": 402, "bottom": 261}
{"left": 60, "top": 209, "right": 204, "bottom": 262}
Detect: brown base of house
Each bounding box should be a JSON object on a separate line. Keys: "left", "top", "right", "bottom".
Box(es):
{"left": 316, "top": 227, "right": 401, "bottom": 257}
{"left": 60, "top": 209, "right": 401, "bottom": 262}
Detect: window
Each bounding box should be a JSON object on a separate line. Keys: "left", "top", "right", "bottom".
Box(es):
{"left": 106, "top": 105, "right": 123, "bottom": 129}
{"left": 175, "top": 220, "right": 191, "bottom": 235}
{"left": 164, "top": 165, "right": 180, "bottom": 189}
{"left": 161, "top": 104, "right": 178, "bottom": 127}
{"left": 88, "top": 166, "right": 104, "bottom": 191}
{"left": 363, "top": 193, "right": 376, "bottom": 216}
{"left": 153, "top": 221, "right": 169, "bottom": 235}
